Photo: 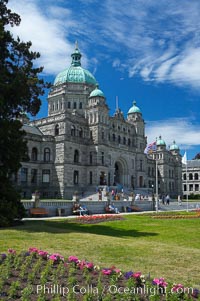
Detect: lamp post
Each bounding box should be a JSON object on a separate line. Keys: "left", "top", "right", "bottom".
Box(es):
{"left": 155, "top": 157, "right": 159, "bottom": 213}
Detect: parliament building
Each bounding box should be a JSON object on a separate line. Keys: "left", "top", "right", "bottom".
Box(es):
{"left": 15, "top": 44, "right": 182, "bottom": 199}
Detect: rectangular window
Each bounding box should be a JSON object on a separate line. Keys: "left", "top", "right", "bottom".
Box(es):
{"left": 31, "top": 169, "right": 37, "bottom": 184}
{"left": 42, "top": 170, "right": 50, "bottom": 183}
{"left": 89, "top": 171, "right": 93, "bottom": 185}
{"left": 140, "top": 160, "right": 143, "bottom": 171}
{"left": 74, "top": 170, "right": 79, "bottom": 185}
{"left": 21, "top": 168, "right": 28, "bottom": 183}
{"left": 101, "top": 152, "right": 104, "bottom": 165}
{"left": 189, "top": 184, "right": 193, "bottom": 191}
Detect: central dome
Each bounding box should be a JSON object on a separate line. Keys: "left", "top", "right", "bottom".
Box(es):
{"left": 54, "top": 42, "right": 97, "bottom": 86}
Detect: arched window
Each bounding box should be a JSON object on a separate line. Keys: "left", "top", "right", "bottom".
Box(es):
{"left": 89, "top": 171, "right": 93, "bottom": 184}
{"left": 74, "top": 150, "right": 79, "bottom": 163}
{"left": 195, "top": 173, "right": 199, "bottom": 180}
{"left": 55, "top": 124, "right": 59, "bottom": 136}
{"left": 31, "top": 147, "right": 38, "bottom": 161}
{"left": 68, "top": 102, "right": 71, "bottom": 109}
{"left": 128, "top": 138, "right": 131, "bottom": 146}
{"left": 74, "top": 171, "right": 79, "bottom": 184}
{"left": 79, "top": 128, "right": 83, "bottom": 137}
{"left": 189, "top": 173, "right": 193, "bottom": 180}
{"left": 79, "top": 102, "right": 82, "bottom": 109}
{"left": 183, "top": 173, "right": 186, "bottom": 180}
{"left": 123, "top": 137, "right": 126, "bottom": 145}
{"left": 73, "top": 102, "right": 77, "bottom": 109}
{"left": 118, "top": 135, "right": 121, "bottom": 144}
{"left": 44, "top": 148, "right": 50, "bottom": 162}
{"left": 71, "top": 125, "right": 76, "bottom": 136}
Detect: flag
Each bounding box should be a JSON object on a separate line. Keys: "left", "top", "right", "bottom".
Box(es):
{"left": 144, "top": 141, "right": 157, "bottom": 154}
{"left": 182, "top": 151, "right": 187, "bottom": 164}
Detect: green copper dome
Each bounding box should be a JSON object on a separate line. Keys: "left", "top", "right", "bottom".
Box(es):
{"left": 170, "top": 141, "right": 179, "bottom": 150}
{"left": 54, "top": 42, "right": 97, "bottom": 86}
{"left": 156, "top": 136, "right": 166, "bottom": 146}
{"left": 89, "top": 86, "right": 105, "bottom": 98}
{"left": 128, "top": 101, "right": 141, "bottom": 114}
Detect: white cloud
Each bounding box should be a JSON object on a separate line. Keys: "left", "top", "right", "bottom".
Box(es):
{"left": 101, "top": 0, "right": 200, "bottom": 89}
{"left": 7, "top": 0, "right": 200, "bottom": 90}
{"left": 8, "top": 0, "right": 76, "bottom": 74}
{"left": 145, "top": 117, "right": 200, "bottom": 150}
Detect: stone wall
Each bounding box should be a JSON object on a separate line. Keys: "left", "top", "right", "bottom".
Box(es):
{"left": 22, "top": 199, "right": 153, "bottom": 217}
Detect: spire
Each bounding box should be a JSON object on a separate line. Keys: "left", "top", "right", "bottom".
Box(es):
{"left": 116, "top": 96, "right": 119, "bottom": 111}
{"left": 75, "top": 40, "right": 79, "bottom": 50}
{"left": 71, "top": 41, "right": 82, "bottom": 66}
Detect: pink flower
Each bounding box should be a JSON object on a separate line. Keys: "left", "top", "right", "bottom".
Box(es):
{"left": 85, "top": 262, "right": 94, "bottom": 270}
{"left": 38, "top": 250, "right": 49, "bottom": 259}
{"left": 28, "top": 247, "right": 39, "bottom": 253}
{"left": 49, "top": 253, "right": 64, "bottom": 263}
{"left": 102, "top": 269, "right": 112, "bottom": 275}
{"left": 68, "top": 255, "right": 79, "bottom": 263}
{"left": 8, "top": 249, "right": 16, "bottom": 254}
{"left": 172, "top": 284, "right": 184, "bottom": 292}
{"left": 153, "top": 278, "right": 168, "bottom": 287}
{"left": 114, "top": 268, "right": 121, "bottom": 274}
{"left": 49, "top": 255, "right": 58, "bottom": 262}
{"left": 132, "top": 272, "right": 142, "bottom": 278}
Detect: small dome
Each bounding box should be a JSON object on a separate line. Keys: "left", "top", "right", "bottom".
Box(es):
{"left": 89, "top": 86, "right": 105, "bottom": 98}
{"left": 128, "top": 101, "right": 141, "bottom": 114}
{"left": 170, "top": 141, "right": 179, "bottom": 151}
{"left": 156, "top": 136, "right": 166, "bottom": 146}
{"left": 54, "top": 42, "right": 97, "bottom": 86}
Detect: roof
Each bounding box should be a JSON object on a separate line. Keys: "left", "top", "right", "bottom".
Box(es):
{"left": 89, "top": 87, "right": 105, "bottom": 98}
{"left": 54, "top": 43, "right": 97, "bottom": 86}
{"left": 183, "top": 160, "right": 200, "bottom": 168}
{"left": 22, "top": 124, "right": 43, "bottom": 136}
{"left": 156, "top": 136, "right": 166, "bottom": 146}
{"left": 127, "top": 101, "right": 141, "bottom": 114}
{"left": 170, "top": 141, "right": 179, "bottom": 150}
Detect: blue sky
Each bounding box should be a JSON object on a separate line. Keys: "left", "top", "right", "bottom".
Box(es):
{"left": 8, "top": 0, "right": 200, "bottom": 159}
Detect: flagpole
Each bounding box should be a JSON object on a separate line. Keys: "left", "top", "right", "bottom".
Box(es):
{"left": 182, "top": 151, "right": 188, "bottom": 212}
{"left": 186, "top": 156, "right": 188, "bottom": 212}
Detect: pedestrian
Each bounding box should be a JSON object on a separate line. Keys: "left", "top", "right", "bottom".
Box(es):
{"left": 166, "top": 194, "right": 170, "bottom": 205}
{"left": 178, "top": 195, "right": 182, "bottom": 205}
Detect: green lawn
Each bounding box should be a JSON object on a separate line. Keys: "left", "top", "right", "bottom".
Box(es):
{"left": 1, "top": 213, "right": 200, "bottom": 287}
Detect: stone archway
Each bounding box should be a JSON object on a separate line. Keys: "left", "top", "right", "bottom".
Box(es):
{"left": 113, "top": 158, "right": 128, "bottom": 187}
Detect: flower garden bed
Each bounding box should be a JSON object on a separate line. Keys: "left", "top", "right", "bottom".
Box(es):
{"left": 0, "top": 248, "right": 199, "bottom": 301}
{"left": 152, "top": 210, "right": 200, "bottom": 219}
{"left": 71, "top": 214, "right": 124, "bottom": 224}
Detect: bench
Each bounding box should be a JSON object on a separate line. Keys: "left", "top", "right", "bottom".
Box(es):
{"left": 30, "top": 208, "right": 48, "bottom": 217}
{"left": 123, "top": 205, "right": 141, "bottom": 213}
{"left": 105, "top": 206, "right": 115, "bottom": 214}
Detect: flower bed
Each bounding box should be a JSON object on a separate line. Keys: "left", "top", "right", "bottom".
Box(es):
{"left": 0, "top": 248, "right": 199, "bottom": 300}
{"left": 152, "top": 210, "right": 200, "bottom": 219}
{"left": 73, "top": 214, "right": 124, "bottom": 224}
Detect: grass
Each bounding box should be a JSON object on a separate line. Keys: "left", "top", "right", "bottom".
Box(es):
{"left": 0, "top": 213, "right": 200, "bottom": 287}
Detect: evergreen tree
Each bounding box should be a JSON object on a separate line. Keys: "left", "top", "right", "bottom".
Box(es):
{"left": 0, "top": 0, "right": 49, "bottom": 226}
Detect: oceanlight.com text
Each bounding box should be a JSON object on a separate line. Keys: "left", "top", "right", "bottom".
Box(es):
{"left": 36, "top": 284, "right": 194, "bottom": 297}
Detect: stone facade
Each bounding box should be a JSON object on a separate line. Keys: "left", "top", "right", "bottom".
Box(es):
{"left": 13, "top": 44, "right": 182, "bottom": 199}
{"left": 182, "top": 160, "right": 200, "bottom": 197}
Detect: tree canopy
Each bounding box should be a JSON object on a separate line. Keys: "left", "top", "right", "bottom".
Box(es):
{"left": 0, "top": 0, "right": 50, "bottom": 226}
